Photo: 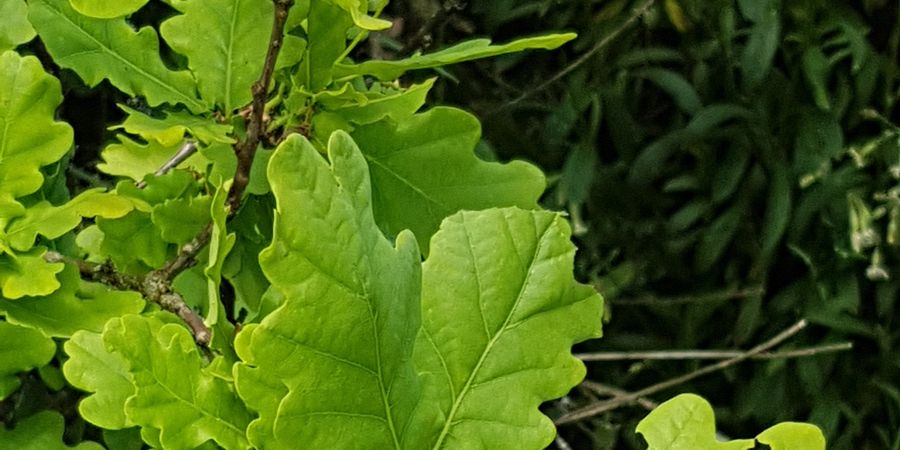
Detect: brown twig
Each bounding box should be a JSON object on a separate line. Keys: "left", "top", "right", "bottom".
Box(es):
{"left": 575, "top": 342, "right": 853, "bottom": 361}
{"left": 581, "top": 380, "right": 658, "bottom": 410}
{"left": 227, "top": 0, "right": 294, "bottom": 214}
{"left": 554, "top": 319, "right": 809, "bottom": 425}
{"left": 607, "top": 287, "right": 765, "bottom": 306}
{"left": 500, "top": 0, "right": 656, "bottom": 110}
{"left": 154, "top": 223, "right": 213, "bottom": 281}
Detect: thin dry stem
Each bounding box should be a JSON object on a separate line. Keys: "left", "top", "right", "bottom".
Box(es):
{"left": 575, "top": 342, "right": 853, "bottom": 361}
{"left": 554, "top": 319, "right": 809, "bottom": 425}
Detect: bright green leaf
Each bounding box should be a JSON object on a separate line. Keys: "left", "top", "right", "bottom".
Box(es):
{"left": 0, "top": 266, "right": 145, "bottom": 337}
{"left": 0, "top": 1, "right": 36, "bottom": 51}
{"left": 0, "top": 248, "right": 64, "bottom": 299}
{"left": 637, "top": 394, "right": 755, "bottom": 450}
{"left": 97, "top": 135, "right": 204, "bottom": 181}
{"left": 756, "top": 422, "right": 827, "bottom": 450}
{"left": 0, "top": 51, "right": 73, "bottom": 202}
{"left": 318, "top": 78, "right": 435, "bottom": 125}
{"left": 351, "top": 107, "right": 546, "bottom": 252}
{"left": 0, "top": 411, "right": 103, "bottom": 449}
{"left": 160, "top": 0, "right": 273, "bottom": 112}
{"left": 333, "top": 34, "right": 577, "bottom": 80}
{"left": 68, "top": 0, "right": 149, "bottom": 18}
{"left": 298, "top": 0, "right": 351, "bottom": 90}
{"left": 406, "top": 209, "right": 603, "bottom": 449}
{"left": 5, "top": 189, "right": 135, "bottom": 251}
{"left": 637, "top": 394, "right": 826, "bottom": 450}
{"left": 104, "top": 314, "right": 253, "bottom": 450}
{"left": 97, "top": 212, "right": 170, "bottom": 272}
{"left": 330, "top": 0, "right": 391, "bottom": 30}
{"left": 111, "top": 105, "right": 234, "bottom": 146}
{"left": 204, "top": 185, "right": 236, "bottom": 326}
{"left": 29, "top": 0, "right": 207, "bottom": 112}
{"left": 0, "top": 321, "right": 55, "bottom": 399}
{"left": 235, "top": 132, "right": 422, "bottom": 448}
{"left": 63, "top": 330, "right": 135, "bottom": 429}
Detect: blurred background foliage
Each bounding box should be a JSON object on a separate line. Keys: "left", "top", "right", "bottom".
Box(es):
{"left": 372, "top": 0, "right": 900, "bottom": 448}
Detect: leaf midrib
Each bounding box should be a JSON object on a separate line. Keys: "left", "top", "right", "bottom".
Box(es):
{"left": 430, "top": 214, "right": 552, "bottom": 449}
{"left": 39, "top": 0, "right": 204, "bottom": 111}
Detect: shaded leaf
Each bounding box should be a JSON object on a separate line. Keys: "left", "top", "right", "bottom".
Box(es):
{"left": 334, "top": 34, "right": 577, "bottom": 80}
{"left": 351, "top": 107, "right": 545, "bottom": 252}
{"left": 29, "top": 0, "right": 206, "bottom": 112}
{"left": 0, "top": 321, "right": 55, "bottom": 399}
{"left": 160, "top": 0, "right": 272, "bottom": 112}
{"left": 0, "top": 411, "right": 103, "bottom": 449}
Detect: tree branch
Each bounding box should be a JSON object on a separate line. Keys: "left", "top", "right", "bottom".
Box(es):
{"left": 554, "top": 319, "right": 809, "bottom": 425}
{"left": 227, "top": 0, "right": 294, "bottom": 214}
{"left": 135, "top": 141, "right": 198, "bottom": 189}
{"left": 575, "top": 342, "right": 853, "bottom": 361}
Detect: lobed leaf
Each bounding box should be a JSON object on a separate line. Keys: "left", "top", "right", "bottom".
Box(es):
{"left": 63, "top": 330, "right": 135, "bottom": 429}
{"left": 0, "top": 51, "right": 73, "bottom": 205}
{"left": 28, "top": 0, "right": 207, "bottom": 112}
{"left": 406, "top": 208, "right": 604, "bottom": 449}
{"left": 351, "top": 107, "right": 546, "bottom": 252}
{"left": 333, "top": 34, "right": 577, "bottom": 80}
{"left": 235, "top": 131, "right": 601, "bottom": 449}
{"left": 0, "top": 410, "right": 103, "bottom": 449}
{"left": 636, "top": 394, "right": 826, "bottom": 450}
{"left": 104, "top": 314, "right": 253, "bottom": 449}
{"left": 5, "top": 189, "right": 134, "bottom": 251}
{"left": 297, "top": 0, "right": 351, "bottom": 90}
{"left": 0, "top": 0, "right": 35, "bottom": 51}
{"left": 204, "top": 185, "right": 236, "bottom": 326}
{"left": 0, "top": 266, "right": 145, "bottom": 338}
{"left": 0, "top": 321, "right": 55, "bottom": 399}
{"left": 111, "top": 104, "right": 234, "bottom": 147}
{"left": 235, "top": 132, "right": 422, "bottom": 448}
{"left": 160, "top": 0, "right": 273, "bottom": 112}
{"left": 68, "top": 0, "right": 149, "bottom": 19}
{"left": 0, "top": 248, "right": 64, "bottom": 299}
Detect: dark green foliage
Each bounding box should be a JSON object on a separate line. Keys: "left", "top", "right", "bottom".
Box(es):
{"left": 381, "top": 0, "right": 900, "bottom": 448}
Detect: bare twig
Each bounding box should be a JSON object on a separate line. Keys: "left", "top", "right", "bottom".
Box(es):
{"left": 501, "top": 0, "right": 656, "bottom": 110}
{"left": 154, "top": 223, "right": 213, "bottom": 281}
{"left": 135, "top": 141, "right": 198, "bottom": 189}
{"left": 575, "top": 342, "right": 853, "bottom": 361}
{"left": 554, "top": 320, "right": 809, "bottom": 425}
{"left": 227, "top": 0, "right": 294, "bottom": 213}
{"left": 607, "top": 287, "right": 764, "bottom": 306}
{"left": 581, "top": 380, "right": 658, "bottom": 410}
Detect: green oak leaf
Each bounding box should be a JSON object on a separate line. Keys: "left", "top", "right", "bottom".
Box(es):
{"left": 69, "top": 0, "right": 149, "bottom": 18}
{"left": 316, "top": 78, "right": 434, "bottom": 127}
{"left": 0, "top": 0, "right": 36, "bottom": 51}
{"left": 97, "top": 135, "right": 201, "bottom": 181}
{"left": 333, "top": 34, "right": 577, "bottom": 80}
{"left": 160, "top": 0, "right": 272, "bottom": 112}
{"left": 0, "top": 410, "right": 103, "bottom": 449}
{"left": 636, "top": 394, "right": 826, "bottom": 450}
{"left": 0, "top": 248, "right": 64, "bottom": 299}
{"left": 63, "top": 330, "right": 135, "bottom": 429}
{"left": 235, "top": 132, "right": 423, "bottom": 448}
{"left": 351, "top": 107, "right": 546, "bottom": 252}
{"left": 0, "top": 265, "right": 145, "bottom": 337}
{"left": 152, "top": 195, "right": 212, "bottom": 246}
{"left": 28, "top": 0, "right": 207, "bottom": 112}
{"left": 97, "top": 212, "right": 171, "bottom": 272}
{"left": 234, "top": 132, "right": 602, "bottom": 449}
{"left": 406, "top": 208, "right": 603, "bottom": 449}
{"left": 111, "top": 104, "right": 234, "bottom": 146}
{"left": 330, "top": 0, "right": 392, "bottom": 30}
{"left": 756, "top": 422, "right": 827, "bottom": 450}
{"left": 104, "top": 314, "right": 253, "bottom": 450}
{"left": 204, "top": 185, "right": 235, "bottom": 326}
{"left": 298, "top": 0, "right": 351, "bottom": 90}
{"left": 0, "top": 51, "right": 73, "bottom": 203}
{"left": 5, "top": 189, "right": 134, "bottom": 251}
{"left": 0, "top": 321, "right": 55, "bottom": 399}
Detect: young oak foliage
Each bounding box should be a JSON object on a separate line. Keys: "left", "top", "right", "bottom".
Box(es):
{"left": 234, "top": 131, "right": 603, "bottom": 449}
